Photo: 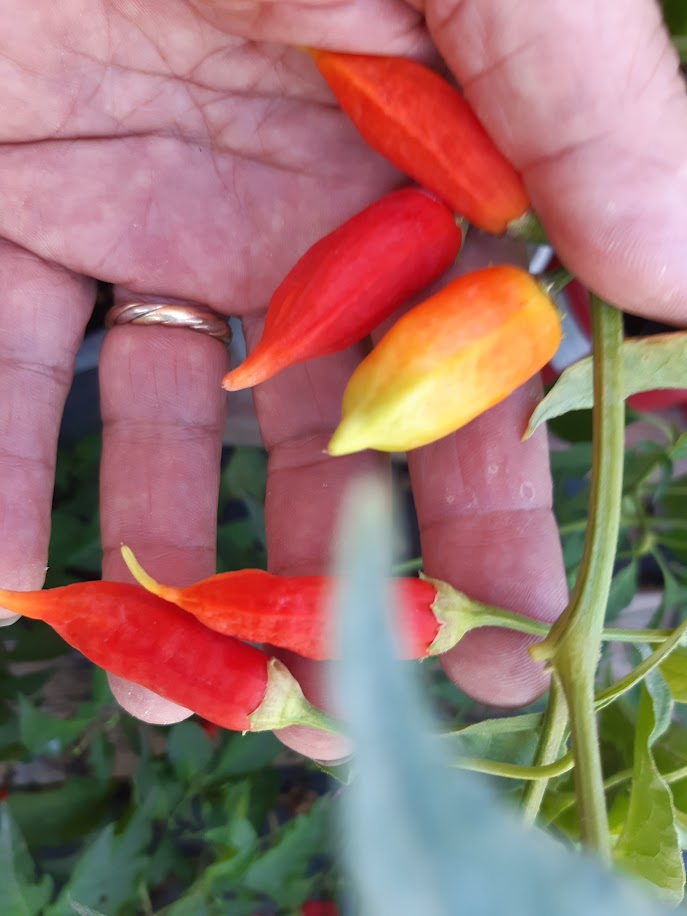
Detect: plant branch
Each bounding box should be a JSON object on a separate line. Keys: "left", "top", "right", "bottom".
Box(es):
{"left": 520, "top": 677, "right": 569, "bottom": 826}
{"left": 531, "top": 298, "right": 625, "bottom": 860}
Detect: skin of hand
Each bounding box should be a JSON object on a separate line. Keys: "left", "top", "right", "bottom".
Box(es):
{"left": 0, "top": 0, "right": 685, "bottom": 758}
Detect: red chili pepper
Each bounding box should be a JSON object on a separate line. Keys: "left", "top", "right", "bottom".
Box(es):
{"left": 122, "top": 548, "right": 473, "bottom": 661}
{"left": 0, "top": 788, "right": 8, "bottom": 803}
{"left": 0, "top": 582, "right": 336, "bottom": 734}
{"left": 301, "top": 902, "right": 338, "bottom": 916}
{"left": 223, "top": 187, "right": 461, "bottom": 390}
{"left": 307, "top": 49, "right": 529, "bottom": 234}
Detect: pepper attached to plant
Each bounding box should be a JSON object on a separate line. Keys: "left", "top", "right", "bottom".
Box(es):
{"left": 0, "top": 582, "right": 336, "bottom": 734}
{"left": 122, "top": 547, "right": 479, "bottom": 661}
{"left": 327, "top": 265, "right": 562, "bottom": 455}
{"left": 223, "top": 187, "right": 462, "bottom": 390}
{"left": 308, "top": 48, "right": 529, "bottom": 234}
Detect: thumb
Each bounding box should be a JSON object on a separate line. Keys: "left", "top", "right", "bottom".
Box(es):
{"left": 424, "top": 0, "right": 687, "bottom": 322}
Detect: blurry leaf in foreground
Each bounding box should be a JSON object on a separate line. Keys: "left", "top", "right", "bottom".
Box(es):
{"left": 332, "top": 477, "right": 667, "bottom": 916}
{"left": 614, "top": 686, "right": 685, "bottom": 906}
{"left": 526, "top": 333, "right": 687, "bottom": 436}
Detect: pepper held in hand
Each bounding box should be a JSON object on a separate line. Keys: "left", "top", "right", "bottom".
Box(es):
{"left": 223, "top": 188, "right": 461, "bottom": 390}
{"left": 327, "top": 266, "right": 562, "bottom": 455}
{"left": 122, "top": 548, "right": 477, "bottom": 661}
{"left": 308, "top": 49, "right": 528, "bottom": 234}
{"left": 0, "top": 582, "right": 336, "bottom": 734}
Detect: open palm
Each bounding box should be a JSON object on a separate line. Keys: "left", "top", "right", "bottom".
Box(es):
{"left": 3, "top": 0, "right": 684, "bottom": 760}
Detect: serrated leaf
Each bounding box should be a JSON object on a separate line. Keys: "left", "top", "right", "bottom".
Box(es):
{"left": 614, "top": 686, "right": 685, "bottom": 905}
{"left": 333, "top": 478, "right": 665, "bottom": 916}
{"left": 0, "top": 803, "right": 53, "bottom": 916}
{"left": 526, "top": 333, "right": 687, "bottom": 436}
{"left": 48, "top": 798, "right": 154, "bottom": 915}
{"left": 241, "top": 798, "right": 330, "bottom": 908}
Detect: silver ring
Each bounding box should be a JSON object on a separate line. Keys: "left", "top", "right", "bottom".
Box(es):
{"left": 105, "top": 301, "right": 233, "bottom": 344}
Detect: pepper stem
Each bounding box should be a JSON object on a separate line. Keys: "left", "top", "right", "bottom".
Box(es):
{"left": 120, "top": 546, "right": 167, "bottom": 599}
{"left": 248, "top": 658, "right": 345, "bottom": 736}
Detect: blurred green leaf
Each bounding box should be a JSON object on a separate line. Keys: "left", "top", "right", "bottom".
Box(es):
{"left": 68, "top": 900, "right": 107, "bottom": 916}
{"left": 333, "top": 478, "right": 663, "bottom": 916}
{"left": 526, "top": 332, "right": 687, "bottom": 436}
{"left": 614, "top": 686, "right": 685, "bottom": 905}
{"left": 659, "top": 647, "right": 687, "bottom": 703}
{"left": 7, "top": 778, "right": 112, "bottom": 848}
{"left": 606, "top": 562, "right": 638, "bottom": 622}
{"left": 17, "top": 696, "right": 91, "bottom": 757}
{"left": 167, "top": 721, "right": 214, "bottom": 783}
{"left": 220, "top": 448, "right": 267, "bottom": 505}
{"left": 206, "top": 732, "right": 281, "bottom": 782}
{"left": 661, "top": 0, "right": 687, "bottom": 37}
{"left": 0, "top": 803, "right": 53, "bottom": 916}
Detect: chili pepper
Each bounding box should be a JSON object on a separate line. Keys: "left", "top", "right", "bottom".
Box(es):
{"left": 0, "top": 582, "right": 337, "bottom": 734}
{"left": 222, "top": 188, "right": 462, "bottom": 391}
{"left": 327, "top": 265, "right": 562, "bottom": 455}
{"left": 301, "top": 902, "right": 339, "bottom": 916}
{"left": 307, "top": 49, "right": 529, "bottom": 235}
{"left": 122, "top": 547, "right": 475, "bottom": 661}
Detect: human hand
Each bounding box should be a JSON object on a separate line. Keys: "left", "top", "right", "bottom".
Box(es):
{"left": 1, "top": 0, "right": 684, "bottom": 759}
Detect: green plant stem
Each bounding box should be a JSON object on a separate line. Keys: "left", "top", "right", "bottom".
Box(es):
{"left": 520, "top": 677, "right": 569, "bottom": 826}
{"left": 594, "top": 614, "right": 687, "bottom": 710}
{"left": 532, "top": 298, "right": 625, "bottom": 861}
{"left": 453, "top": 601, "right": 677, "bottom": 645}
{"left": 454, "top": 750, "right": 573, "bottom": 781}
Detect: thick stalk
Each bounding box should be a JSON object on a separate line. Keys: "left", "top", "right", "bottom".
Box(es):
{"left": 532, "top": 298, "right": 625, "bottom": 859}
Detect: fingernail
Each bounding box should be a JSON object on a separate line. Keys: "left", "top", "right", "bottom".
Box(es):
{"left": 0, "top": 612, "right": 20, "bottom": 627}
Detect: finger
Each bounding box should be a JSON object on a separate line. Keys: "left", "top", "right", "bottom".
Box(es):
{"left": 245, "top": 316, "right": 380, "bottom": 760}
{"left": 0, "top": 239, "right": 93, "bottom": 617}
{"left": 395, "top": 234, "right": 566, "bottom": 707}
{"left": 410, "top": 383, "right": 566, "bottom": 707}
{"left": 426, "top": 0, "right": 687, "bottom": 321}
{"left": 99, "top": 309, "right": 228, "bottom": 724}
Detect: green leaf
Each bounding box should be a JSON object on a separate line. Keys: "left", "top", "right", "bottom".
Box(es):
{"left": 167, "top": 720, "right": 214, "bottom": 782}
{"left": 7, "top": 777, "right": 111, "bottom": 848}
{"left": 48, "top": 799, "right": 154, "bottom": 915}
{"left": 242, "top": 798, "right": 331, "bottom": 908}
{"left": 526, "top": 332, "right": 687, "bottom": 436}
{"left": 439, "top": 713, "right": 543, "bottom": 768}
{"left": 606, "top": 562, "right": 638, "bottom": 622}
{"left": 614, "top": 686, "right": 685, "bottom": 905}
{"left": 659, "top": 647, "right": 687, "bottom": 702}
{"left": 16, "top": 695, "right": 91, "bottom": 757}
{"left": 0, "top": 803, "right": 53, "bottom": 916}
{"left": 68, "top": 901, "right": 108, "bottom": 916}
{"left": 661, "top": 0, "right": 687, "bottom": 37}
{"left": 332, "top": 478, "right": 665, "bottom": 916}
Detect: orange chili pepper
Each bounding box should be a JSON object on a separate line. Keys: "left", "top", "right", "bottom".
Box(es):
{"left": 122, "top": 548, "right": 474, "bottom": 661}
{"left": 308, "top": 49, "right": 529, "bottom": 234}
{"left": 0, "top": 582, "right": 336, "bottom": 734}
{"left": 327, "top": 266, "right": 562, "bottom": 455}
{"left": 222, "top": 187, "right": 461, "bottom": 391}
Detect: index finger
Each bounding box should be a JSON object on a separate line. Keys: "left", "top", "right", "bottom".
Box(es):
{"left": 426, "top": 0, "right": 687, "bottom": 321}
